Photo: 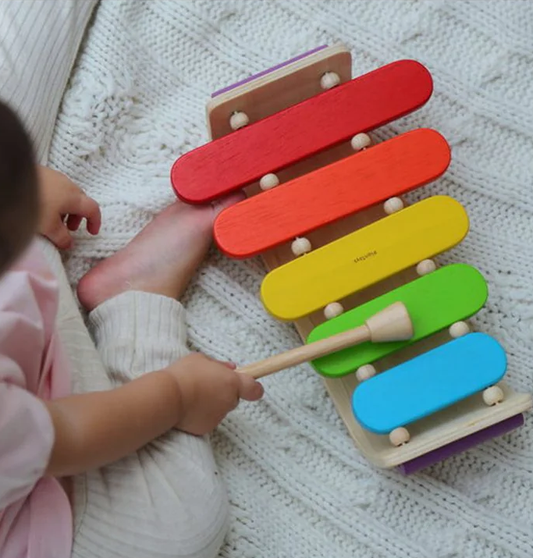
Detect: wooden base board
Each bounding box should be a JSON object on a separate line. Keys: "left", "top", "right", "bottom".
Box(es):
{"left": 205, "top": 44, "right": 532, "bottom": 469}
{"left": 207, "top": 44, "right": 351, "bottom": 140}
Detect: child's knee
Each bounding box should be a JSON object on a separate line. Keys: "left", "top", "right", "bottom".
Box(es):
{"left": 151, "top": 436, "right": 230, "bottom": 556}
{"left": 163, "top": 468, "right": 230, "bottom": 557}
{"left": 155, "top": 494, "right": 230, "bottom": 558}
{"left": 74, "top": 461, "right": 229, "bottom": 558}
{"left": 77, "top": 433, "right": 230, "bottom": 558}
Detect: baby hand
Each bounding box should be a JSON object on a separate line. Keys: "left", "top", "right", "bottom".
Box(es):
{"left": 166, "top": 353, "right": 264, "bottom": 435}
{"left": 37, "top": 165, "right": 101, "bottom": 249}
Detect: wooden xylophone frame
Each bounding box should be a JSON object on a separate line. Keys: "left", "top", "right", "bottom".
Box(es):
{"left": 204, "top": 44, "right": 532, "bottom": 473}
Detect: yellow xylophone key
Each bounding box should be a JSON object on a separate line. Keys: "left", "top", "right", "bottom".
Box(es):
{"left": 260, "top": 196, "right": 469, "bottom": 321}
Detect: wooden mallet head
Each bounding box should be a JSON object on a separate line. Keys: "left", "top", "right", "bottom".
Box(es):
{"left": 364, "top": 301, "right": 414, "bottom": 342}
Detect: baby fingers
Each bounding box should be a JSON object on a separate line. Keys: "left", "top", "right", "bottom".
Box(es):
{"left": 66, "top": 193, "right": 102, "bottom": 235}
{"left": 237, "top": 373, "right": 264, "bottom": 402}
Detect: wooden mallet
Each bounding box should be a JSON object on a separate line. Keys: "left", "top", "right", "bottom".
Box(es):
{"left": 238, "top": 301, "right": 414, "bottom": 379}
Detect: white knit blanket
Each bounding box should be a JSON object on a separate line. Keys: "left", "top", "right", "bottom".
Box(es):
{"left": 49, "top": 1, "right": 533, "bottom": 556}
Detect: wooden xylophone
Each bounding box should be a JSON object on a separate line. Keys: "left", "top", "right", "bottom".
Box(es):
{"left": 171, "top": 44, "right": 532, "bottom": 474}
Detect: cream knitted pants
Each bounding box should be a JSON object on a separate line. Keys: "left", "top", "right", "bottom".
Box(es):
{"left": 0, "top": 1, "right": 229, "bottom": 556}
{"left": 40, "top": 238, "right": 229, "bottom": 558}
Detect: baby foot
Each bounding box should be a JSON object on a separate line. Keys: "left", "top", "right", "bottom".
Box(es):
{"left": 77, "top": 193, "right": 243, "bottom": 311}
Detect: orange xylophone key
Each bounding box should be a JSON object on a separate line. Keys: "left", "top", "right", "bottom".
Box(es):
{"left": 214, "top": 128, "right": 450, "bottom": 258}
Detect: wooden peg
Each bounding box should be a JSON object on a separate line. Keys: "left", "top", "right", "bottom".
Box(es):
{"left": 237, "top": 302, "right": 413, "bottom": 379}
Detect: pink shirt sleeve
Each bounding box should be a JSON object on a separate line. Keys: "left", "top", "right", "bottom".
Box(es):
{"left": 0, "top": 240, "right": 73, "bottom": 558}
{"left": 0, "top": 241, "right": 63, "bottom": 509}
{"left": 0, "top": 368, "right": 54, "bottom": 509}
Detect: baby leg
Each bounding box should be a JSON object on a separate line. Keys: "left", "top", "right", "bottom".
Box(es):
{"left": 41, "top": 238, "right": 229, "bottom": 558}
{"left": 73, "top": 291, "right": 229, "bottom": 558}
{"left": 41, "top": 197, "right": 242, "bottom": 558}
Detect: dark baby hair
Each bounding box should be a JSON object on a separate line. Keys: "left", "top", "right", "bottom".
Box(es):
{"left": 0, "top": 100, "right": 39, "bottom": 275}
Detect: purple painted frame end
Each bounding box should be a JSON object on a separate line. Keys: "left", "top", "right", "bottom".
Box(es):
{"left": 211, "top": 45, "right": 329, "bottom": 98}
{"left": 397, "top": 414, "right": 524, "bottom": 475}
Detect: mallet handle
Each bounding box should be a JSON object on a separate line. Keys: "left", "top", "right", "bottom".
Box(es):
{"left": 237, "top": 324, "right": 370, "bottom": 379}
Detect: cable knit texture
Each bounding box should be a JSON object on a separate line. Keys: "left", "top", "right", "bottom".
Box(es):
{"left": 48, "top": 1, "right": 533, "bottom": 557}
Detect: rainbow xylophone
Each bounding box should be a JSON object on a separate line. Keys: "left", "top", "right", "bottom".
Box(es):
{"left": 171, "top": 44, "right": 532, "bottom": 474}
